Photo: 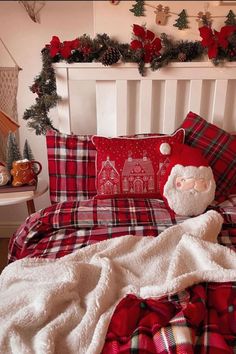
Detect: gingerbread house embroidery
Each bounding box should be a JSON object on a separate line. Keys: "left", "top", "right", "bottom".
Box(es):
{"left": 98, "top": 156, "right": 120, "bottom": 195}
{"left": 122, "top": 152, "right": 154, "bottom": 194}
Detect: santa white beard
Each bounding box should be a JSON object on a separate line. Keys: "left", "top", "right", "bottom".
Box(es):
{"left": 163, "top": 164, "right": 216, "bottom": 216}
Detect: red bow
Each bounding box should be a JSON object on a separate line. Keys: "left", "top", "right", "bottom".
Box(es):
{"left": 130, "top": 24, "right": 162, "bottom": 63}
{"left": 47, "top": 36, "right": 80, "bottom": 59}
{"left": 199, "top": 25, "right": 236, "bottom": 59}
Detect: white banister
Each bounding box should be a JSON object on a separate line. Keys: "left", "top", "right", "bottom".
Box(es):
{"left": 54, "top": 63, "right": 236, "bottom": 135}
{"left": 116, "top": 80, "right": 128, "bottom": 135}
{"left": 138, "top": 80, "right": 153, "bottom": 133}
{"left": 55, "top": 67, "right": 71, "bottom": 133}
{"left": 188, "top": 80, "right": 203, "bottom": 115}
{"left": 96, "top": 81, "right": 116, "bottom": 136}
{"left": 163, "top": 80, "right": 178, "bottom": 134}
{"left": 211, "top": 79, "right": 228, "bottom": 128}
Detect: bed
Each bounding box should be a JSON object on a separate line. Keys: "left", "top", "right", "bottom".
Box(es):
{"left": 1, "top": 62, "right": 236, "bottom": 353}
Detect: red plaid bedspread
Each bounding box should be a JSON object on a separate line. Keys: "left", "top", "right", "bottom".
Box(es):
{"left": 102, "top": 283, "right": 236, "bottom": 354}
{"left": 8, "top": 196, "right": 236, "bottom": 353}
{"left": 8, "top": 197, "right": 236, "bottom": 261}
{"left": 9, "top": 198, "right": 186, "bottom": 261}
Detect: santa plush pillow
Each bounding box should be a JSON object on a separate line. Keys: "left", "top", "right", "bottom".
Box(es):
{"left": 159, "top": 143, "right": 216, "bottom": 216}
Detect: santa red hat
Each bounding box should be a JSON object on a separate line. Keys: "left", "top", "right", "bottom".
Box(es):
{"left": 159, "top": 143, "right": 216, "bottom": 216}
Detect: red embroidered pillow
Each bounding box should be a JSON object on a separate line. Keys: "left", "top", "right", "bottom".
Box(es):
{"left": 46, "top": 130, "right": 97, "bottom": 203}
{"left": 92, "top": 129, "right": 184, "bottom": 198}
{"left": 46, "top": 130, "right": 184, "bottom": 203}
{"left": 180, "top": 111, "right": 236, "bottom": 201}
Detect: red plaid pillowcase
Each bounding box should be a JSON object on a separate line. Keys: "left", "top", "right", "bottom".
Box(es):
{"left": 180, "top": 111, "right": 236, "bottom": 201}
{"left": 46, "top": 130, "right": 184, "bottom": 203}
{"left": 46, "top": 130, "right": 97, "bottom": 203}
{"left": 229, "top": 133, "right": 236, "bottom": 194}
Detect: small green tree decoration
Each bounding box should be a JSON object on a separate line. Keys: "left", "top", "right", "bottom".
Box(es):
{"left": 23, "top": 139, "right": 35, "bottom": 161}
{"left": 225, "top": 10, "right": 236, "bottom": 25}
{"left": 173, "top": 10, "right": 189, "bottom": 30}
{"left": 6, "top": 132, "right": 22, "bottom": 172}
{"left": 129, "top": 0, "right": 145, "bottom": 17}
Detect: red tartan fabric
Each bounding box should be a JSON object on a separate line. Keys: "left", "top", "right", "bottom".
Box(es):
{"left": 8, "top": 198, "right": 184, "bottom": 261}
{"left": 46, "top": 130, "right": 184, "bottom": 204}
{"left": 46, "top": 130, "right": 97, "bottom": 203}
{"left": 8, "top": 197, "right": 236, "bottom": 261}
{"left": 102, "top": 283, "right": 236, "bottom": 354}
{"left": 8, "top": 196, "right": 236, "bottom": 353}
{"left": 180, "top": 111, "right": 236, "bottom": 201}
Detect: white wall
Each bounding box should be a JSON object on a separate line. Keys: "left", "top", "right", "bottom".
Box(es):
{"left": 94, "top": 1, "right": 229, "bottom": 42}
{"left": 0, "top": 1, "right": 94, "bottom": 235}
{"left": 0, "top": 0, "right": 235, "bottom": 235}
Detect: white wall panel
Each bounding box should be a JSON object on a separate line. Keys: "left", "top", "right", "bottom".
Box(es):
{"left": 163, "top": 80, "right": 178, "bottom": 134}
{"left": 55, "top": 63, "right": 236, "bottom": 135}
{"left": 211, "top": 80, "right": 228, "bottom": 128}
{"left": 138, "top": 80, "right": 153, "bottom": 133}
{"left": 188, "top": 80, "right": 203, "bottom": 115}
{"left": 55, "top": 68, "right": 71, "bottom": 134}
{"left": 116, "top": 80, "right": 128, "bottom": 136}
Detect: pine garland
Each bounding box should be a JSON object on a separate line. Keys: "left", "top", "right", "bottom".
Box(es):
{"left": 151, "top": 34, "right": 204, "bottom": 70}
{"left": 23, "top": 49, "right": 60, "bottom": 135}
{"left": 24, "top": 26, "right": 236, "bottom": 135}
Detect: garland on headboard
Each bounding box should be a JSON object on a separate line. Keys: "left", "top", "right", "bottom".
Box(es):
{"left": 23, "top": 24, "right": 236, "bottom": 135}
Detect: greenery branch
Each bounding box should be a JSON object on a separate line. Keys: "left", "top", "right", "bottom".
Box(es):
{"left": 23, "top": 25, "right": 236, "bottom": 135}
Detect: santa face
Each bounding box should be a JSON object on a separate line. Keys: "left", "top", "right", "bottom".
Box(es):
{"left": 163, "top": 164, "right": 216, "bottom": 216}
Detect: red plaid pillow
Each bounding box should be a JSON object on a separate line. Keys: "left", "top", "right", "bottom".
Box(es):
{"left": 46, "top": 130, "right": 97, "bottom": 203}
{"left": 47, "top": 130, "right": 184, "bottom": 203}
{"left": 180, "top": 111, "right": 236, "bottom": 201}
{"left": 229, "top": 133, "right": 236, "bottom": 194}
{"left": 92, "top": 129, "right": 184, "bottom": 199}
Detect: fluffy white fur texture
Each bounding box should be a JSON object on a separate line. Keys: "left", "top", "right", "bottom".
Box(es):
{"left": 1, "top": 211, "right": 236, "bottom": 354}
{"left": 160, "top": 142, "right": 171, "bottom": 155}
{"left": 164, "top": 164, "right": 216, "bottom": 216}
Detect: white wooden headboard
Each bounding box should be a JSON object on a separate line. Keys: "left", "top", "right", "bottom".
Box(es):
{"left": 54, "top": 62, "right": 236, "bottom": 135}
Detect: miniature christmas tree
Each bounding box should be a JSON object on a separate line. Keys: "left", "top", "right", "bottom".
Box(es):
{"left": 225, "top": 10, "right": 236, "bottom": 25}
{"left": 23, "top": 139, "right": 35, "bottom": 161}
{"left": 6, "top": 132, "right": 22, "bottom": 172}
{"left": 173, "top": 10, "right": 189, "bottom": 30}
{"left": 23, "top": 139, "right": 38, "bottom": 172}
{"left": 129, "top": 0, "right": 145, "bottom": 17}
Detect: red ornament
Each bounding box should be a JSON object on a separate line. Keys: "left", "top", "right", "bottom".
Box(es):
{"left": 31, "top": 83, "right": 42, "bottom": 97}
{"left": 81, "top": 46, "right": 91, "bottom": 55}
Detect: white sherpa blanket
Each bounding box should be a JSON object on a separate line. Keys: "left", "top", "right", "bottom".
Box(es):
{"left": 1, "top": 210, "right": 236, "bottom": 354}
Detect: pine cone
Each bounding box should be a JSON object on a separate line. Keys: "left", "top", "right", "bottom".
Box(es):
{"left": 178, "top": 52, "right": 186, "bottom": 62}
{"left": 100, "top": 47, "right": 121, "bottom": 66}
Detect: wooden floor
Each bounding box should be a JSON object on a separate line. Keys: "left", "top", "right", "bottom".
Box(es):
{"left": 0, "top": 238, "right": 9, "bottom": 273}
